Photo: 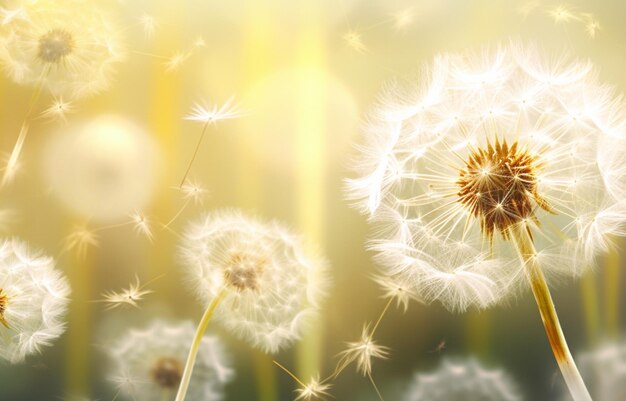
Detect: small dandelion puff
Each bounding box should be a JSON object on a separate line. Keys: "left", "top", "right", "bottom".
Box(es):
{"left": 346, "top": 41, "right": 626, "bottom": 401}
{"left": 405, "top": 358, "right": 522, "bottom": 401}
{"left": 38, "top": 97, "right": 75, "bottom": 122}
{"left": 130, "top": 211, "right": 153, "bottom": 242}
{"left": 0, "top": 238, "right": 71, "bottom": 363}
{"left": 96, "top": 274, "right": 161, "bottom": 310}
{"left": 392, "top": 8, "right": 415, "bottom": 32}
{"left": 342, "top": 30, "right": 367, "bottom": 54}
{"left": 61, "top": 226, "right": 100, "bottom": 258}
{"left": 164, "top": 51, "right": 192, "bottom": 72}
{"left": 547, "top": 4, "right": 580, "bottom": 24}
{"left": 139, "top": 14, "right": 157, "bottom": 40}
{"left": 0, "top": 0, "right": 125, "bottom": 98}
{"left": 109, "top": 320, "right": 233, "bottom": 401}
{"left": 179, "top": 209, "right": 330, "bottom": 353}
{"left": 337, "top": 325, "right": 390, "bottom": 377}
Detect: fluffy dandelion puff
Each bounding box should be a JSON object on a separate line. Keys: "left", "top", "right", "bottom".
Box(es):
{"left": 0, "top": 0, "right": 124, "bottom": 98}
{"left": 346, "top": 41, "right": 626, "bottom": 311}
{"left": 109, "top": 320, "right": 233, "bottom": 401}
{"left": 570, "top": 342, "right": 626, "bottom": 401}
{"left": 404, "top": 357, "right": 522, "bottom": 401}
{"left": 0, "top": 238, "right": 70, "bottom": 363}
{"left": 346, "top": 41, "right": 626, "bottom": 401}
{"left": 43, "top": 115, "right": 159, "bottom": 222}
{"left": 179, "top": 210, "right": 330, "bottom": 353}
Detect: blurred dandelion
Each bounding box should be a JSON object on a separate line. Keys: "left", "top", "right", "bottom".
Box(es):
{"left": 0, "top": 238, "right": 70, "bottom": 363}
{"left": 138, "top": 14, "right": 157, "bottom": 40}
{"left": 570, "top": 341, "right": 626, "bottom": 401}
{"left": 0, "top": 0, "right": 124, "bottom": 186}
{"left": 43, "top": 115, "right": 159, "bottom": 222}
{"left": 273, "top": 361, "right": 331, "bottom": 401}
{"left": 109, "top": 320, "right": 233, "bottom": 401}
{"left": 38, "top": 97, "right": 75, "bottom": 123}
{"left": 179, "top": 97, "right": 243, "bottom": 187}
{"left": 346, "top": 41, "right": 626, "bottom": 401}
{"left": 342, "top": 30, "right": 367, "bottom": 54}
{"left": 60, "top": 226, "right": 100, "bottom": 259}
{"left": 392, "top": 8, "right": 415, "bottom": 32}
{"left": 404, "top": 357, "right": 522, "bottom": 401}
{"left": 176, "top": 210, "right": 329, "bottom": 401}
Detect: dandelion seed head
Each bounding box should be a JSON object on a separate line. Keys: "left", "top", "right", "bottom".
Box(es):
{"left": 110, "top": 320, "right": 233, "bottom": 401}
{"left": 346, "top": 41, "right": 626, "bottom": 312}
{"left": 99, "top": 275, "right": 153, "bottom": 310}
{"left": 179, "top": 210, "right": 330, "bottom": 353}
{"left": 0, "top": 0, "right": 124, "bottom": 98}
{"left": 0, "top": 238, "right": 70, "bottom": 363}
{"left": 184, "top": 96, "right": 244, "bottom": 125}
{"left": 405, "top": 358, "right": 522, "bottom": 401}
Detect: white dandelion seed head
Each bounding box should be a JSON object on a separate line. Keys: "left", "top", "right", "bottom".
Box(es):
{"left": 405, "top": 357, "right": 522, "bottom": 401}
{"left": 346, "top": 41, "right": 626, "bottom": 312}
{"left": 43, "top": 115, "right": 160, "bottom": 223}
{"left": 179, "top": 210, "right": 330, "bottom": 354}
{"left": 0, "top": 0, "right": 124, "bottom": 99}
{"left": 570, "top": 341, "right": 626, "bottom": 401}
{"left": 295, "top": 376, "right": 332, "bottom": 401}
{"left": 0, "top": 238, "right": 70, "bottom": 364}
{"left": 109, "top": 320, "right": 233, "bottom": 401}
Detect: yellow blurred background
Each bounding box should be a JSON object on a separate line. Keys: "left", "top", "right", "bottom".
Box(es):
{"left": 0, "top": 0, "right": 624, "bottom": 400}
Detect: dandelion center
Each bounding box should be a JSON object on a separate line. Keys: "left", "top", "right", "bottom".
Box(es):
{"left": 150, "top": 356, "right": 183, "bottom": 389}
{"left": 223, "top": 251, "right": 266, "bottom": 292}
{"left": 38, "top": 29, "right": 74, "bottom": 63}
{"left": 0, "top": 289, "right": 8, "bottom": 328}
{"left": 456, "top": 139, "right": 552, "bottom": 240}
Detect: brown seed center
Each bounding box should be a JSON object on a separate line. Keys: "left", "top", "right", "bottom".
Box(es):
{"left": 150, "top": 357, "right": 183, "bottom": 389}
{"left": 38, "top": 29, "right": 74, "bottom": 63}
{"left": 456, "top": 139, "right": 552, "bottom": 240}
{"left": 0, "top": 289, "right": 9, "bottom": 328}
{"left": 223, "top": 251, "right": 266, "bottom": 292}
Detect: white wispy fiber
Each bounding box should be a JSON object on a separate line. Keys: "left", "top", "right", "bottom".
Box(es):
{"left": 109, "top": 320, "right": 233, "bottom": 401}
{"left": 179, "top": 210, "right": 329, "bottom": 354}
{"left": 0, "top": 0, "right": 124, "bottom": 99}
{"left": 346, "top": 41, "right": 626, "bottom": 312}
{"left": 405, "top": 357, "right": 522, "bottom": 401}
{"left": 0, "top": 238, "right": 70, "bottom": 363}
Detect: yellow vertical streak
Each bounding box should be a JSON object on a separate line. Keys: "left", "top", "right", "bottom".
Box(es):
{"left": 64, "top": 248, "right": 93, "bottom": 397}
{"left": 295, "top": 3, "right": 326, "bottom": 380}
{"left": 238, "top": 0, "right": 274, "bottom": 209}
{"left": 605, "top": 245, "right": 620, "bottom": 338}
{"left": 241, "top": 3, "right": 277, "bottom": 400}
{"left": 465, "top": 311, "right": 491, "bottom": 356}
{"left": 580, "top": 272, "right": 600, "bottom": 345}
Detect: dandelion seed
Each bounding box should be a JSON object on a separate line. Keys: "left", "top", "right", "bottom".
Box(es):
{"left": 405, "top": 358, "right": 522, "bottom": 401}
{"left": 139, "top": 14, "right": 157, "bottom": 39}
{"left": 97, "top": 274, "right": 161, "bottom": 310}
{"left": 130, "top": 211, "right": 153, "bottom": 241}
{"left": 0, "top": 238, "right": 71, "bottom": 363}
{"left": 38, "top": 97, "right": 75, "bottom": 122}
{"left": 179, "top": 97, "right": 243, "bottom": 187}
{"left": 164, "top": 51, "right": 192, "bottom": 72}
{"left": 180, "top": 181, "right": 208, "bottom": 205}
{"left": 0, "top": 6, "right": 26, "bottom": 25}
{"left": 342, "top": 30, "right": 367, "bottom": 53}
{"left": 61, "top": 226, "right": 99, "bottom": 258}
{"left": 273, "top": 361, "right": 331, "bottom": 401}
{"left": 346, "top": 41, "right": 626, "bottom": 401}
{"left": 392, "top": 8, "right": 415, "bottom": 32}
{"left": 547, "top": 4, "right": 579, "bottom": 24}
{"left": 580, "top": 13, "right": 600, "bottom": 38}
{"left": 109, "top": 320, "right": 233, "bottom": 401}
{"left": 337, "top": 325, "right": 390, "bottom": 377}
{"left": 372, "top": 274, "right": 416, "bottom": 312}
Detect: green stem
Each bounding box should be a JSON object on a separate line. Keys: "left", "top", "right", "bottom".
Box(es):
{"left": 510, "top": 224, "right": 591, "bottom": 401}
{"left": 174, "top": 288, "right": 226, "bottom": 401}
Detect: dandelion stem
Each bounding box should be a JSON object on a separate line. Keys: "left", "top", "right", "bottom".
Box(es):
{"left": 273, "top": 360, "right": 308, "bottom": 388}
{"left": 174, "top": 287, "right": 227, "bottom": 401}
{"left": 179, "top": 121, "right": 209, "bottom": 188}
{"left": 2, "top": 67, "right": 48, "bottom": 188}
{"left": 372, "top": 297, "right": 394, "bottom": 336}
{"left": 510, "top": 224, "right": 592, "bottom": 401}
{"left": 367, "top": 372, "right": 385, "bottom": 401}
{"left": 162, "top": 199, "right": 190, "bottom": 230}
